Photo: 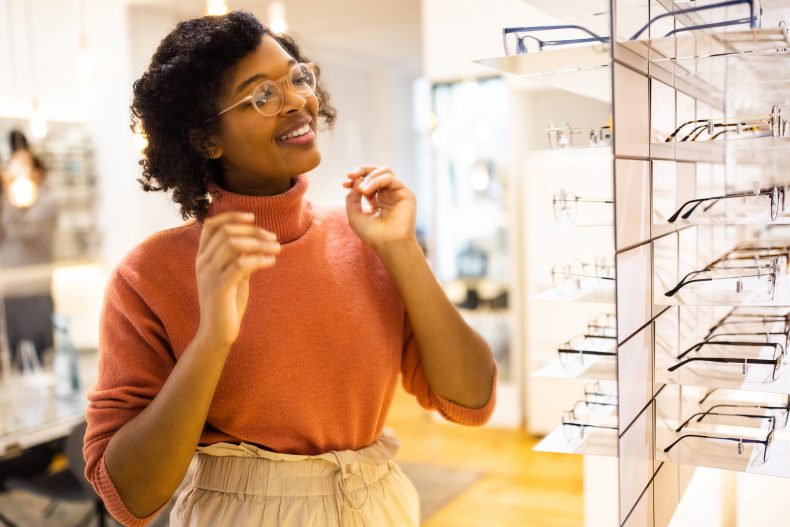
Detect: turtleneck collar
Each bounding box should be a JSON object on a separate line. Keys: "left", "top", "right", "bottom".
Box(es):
{"left": 204, "top": 174, "right": 313, "bottom": 243}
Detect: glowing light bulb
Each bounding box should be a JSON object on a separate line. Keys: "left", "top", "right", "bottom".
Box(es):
{"left": 8, "top": 177, "right": 38, "bottom": 208}
{"left": 206, "top": 0, "right": 228, "bottom": 16}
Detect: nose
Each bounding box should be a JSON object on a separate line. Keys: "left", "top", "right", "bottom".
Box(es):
{"left": 280, "top": 87, "right": 308, "bottom": 115}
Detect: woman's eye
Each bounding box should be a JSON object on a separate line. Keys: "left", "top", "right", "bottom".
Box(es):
{"left": 253, "top": 88, "right": 276, "bottom": 107}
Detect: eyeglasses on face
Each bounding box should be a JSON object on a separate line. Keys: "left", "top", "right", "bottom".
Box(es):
{"left": 503, "top": 0, "right": 761, "bottom": 55}
{"left": 663, "top": 428, "right": 775, "bottom": 464}
{"left": 547, "top": 122, "right": 612, "bottom": 150}
{"left": 667, "top": 185, "right": 785, "bottom": 223}
{"left": 216, "top": 62, "right": 317, "bottom": 119}
{"left": 552, "top": 188, "right": 614, "bottom": 224}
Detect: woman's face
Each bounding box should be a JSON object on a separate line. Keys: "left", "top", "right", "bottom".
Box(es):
{"left": 211, "top": 35, "right": 321, "bottom": 194}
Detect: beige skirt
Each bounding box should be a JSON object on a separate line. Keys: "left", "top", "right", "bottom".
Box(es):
{"left": 169, "top": 429, "right": 420, "bottom": 526}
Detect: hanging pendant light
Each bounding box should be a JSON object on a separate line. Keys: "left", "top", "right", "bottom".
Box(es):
{"left": 268, "top": 1, "right": 288, "bottom": 33}
{"left": 5, "top": 151, "right": 38, "bottom": 209}
{"left": 206, "top": 0, "right": 229, "bottom": 16}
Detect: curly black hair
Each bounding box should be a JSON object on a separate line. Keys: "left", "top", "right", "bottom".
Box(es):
{"left": 131, "top": 10, "right": 337, "bottom": 219}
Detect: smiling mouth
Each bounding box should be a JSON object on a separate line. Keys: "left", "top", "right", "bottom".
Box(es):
{"left": 277, "top": 124, "right": 312, "bottom": 142}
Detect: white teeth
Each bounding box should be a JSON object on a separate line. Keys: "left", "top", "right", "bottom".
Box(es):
{"left": 278, "top": 124, "right": 311, "bottom": 141}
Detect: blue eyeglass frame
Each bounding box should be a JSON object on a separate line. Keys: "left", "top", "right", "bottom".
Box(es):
{"left": 502, "top": 0, "right": 761, "bottom": 55}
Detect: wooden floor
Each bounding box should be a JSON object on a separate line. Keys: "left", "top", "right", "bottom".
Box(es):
{"left": 385, "top": 386, "right": 584, "bottom": 527}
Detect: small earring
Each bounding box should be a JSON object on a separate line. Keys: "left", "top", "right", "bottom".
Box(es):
{"left": 207, "top": 150, "right": 215, "bottom": 158}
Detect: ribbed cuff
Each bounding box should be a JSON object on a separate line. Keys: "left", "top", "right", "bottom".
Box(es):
{"left": 431, "top": 365, "right": 498, "bottom": 426}
{"left": 92, "top": 456, "right": 168, "bottom": 527}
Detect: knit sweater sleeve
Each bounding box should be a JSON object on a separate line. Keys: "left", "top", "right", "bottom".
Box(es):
{"left": 83, "top": 268, "right": 176, "bottom": 527}
{"left": 400, "top": 314, "right": 497, "bottom": 426}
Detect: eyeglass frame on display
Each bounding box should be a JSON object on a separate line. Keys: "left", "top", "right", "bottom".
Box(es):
{"left": 551, "top": 259, "right": 615, "bottom": 292}
{"left": 557, "top": 334, "right": 617, "bottom": 368}
{"left": 664, "top": 266, "right": 777, "bottom": 299}
{"left": 664, "top": 104, "right": 786, "bottom": 142}
{"left": 584, "top": 380, "right": 618, "bottom": 403}
{"left": 667, "top": 185, "right": 785, "bottom": 223}
{"left": 697, "top": 390, "right": 790, "bottom": 428}
{"left": 502, "top": 0, "right": 761, "bottom": 55}
{"left": 675, "top": 410, "right": 777, "bottom": 433}
{"left": 667, "top": 340, "right": 785, "bottom": 382}
{"left": 552, "top": 188, "right": 614, "bottom": 223}
{"left": 561, "top": 405, "right": 618, "bottom": 443}
{"left": 546, "top": 122, "right": 612, "bottom": 150}
{"left": 663, "top": 428, "right": 775, "bottom": 464}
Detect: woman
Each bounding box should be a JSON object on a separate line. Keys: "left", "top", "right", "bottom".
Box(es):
{"left": 84, "top": 11, "right": 496, "bottom": 527}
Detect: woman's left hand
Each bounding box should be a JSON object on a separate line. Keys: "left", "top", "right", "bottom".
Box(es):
{"left": 343, "top": 165, "right": 416, "bottom": 252}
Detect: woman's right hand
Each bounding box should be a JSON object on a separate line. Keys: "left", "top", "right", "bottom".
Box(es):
{"left": 195, "top": 212, "right": 280, "bottom": 349}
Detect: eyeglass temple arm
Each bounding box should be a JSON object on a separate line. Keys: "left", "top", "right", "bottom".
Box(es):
{"left": 503, "top": 25, "right": 609, "bottom": 47}
{"left": 667, "top": 190, "right": 772, "bottom": 223}
{"left": 702, "top": 189, "right": 775, "bottom": 214}
{"left": 676, "top": 411, "right": 775, "bottom": 432}
{"left": 630, "top": 0, "right": 757, "bottom": 41}
{"left": 665, "top": 276, "right": 711, "bottom": 296}
{"left": 677, "top": 340, "right": 782, "bottom": 361}
{"left": 699, "top": 403, "right": 786, "bottom": 419}
{"left": 668, "top": 356, "right": 778, "bottom": 372}
{"left": 216, "top": 96, "right": 252, "bottom": 118}
{"left": 664, "top": 433, "right": 766, "bottom": 454}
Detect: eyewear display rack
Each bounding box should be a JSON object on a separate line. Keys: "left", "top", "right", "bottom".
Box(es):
{"left": 479, "top": 1, "right": 790, "bottom": 526}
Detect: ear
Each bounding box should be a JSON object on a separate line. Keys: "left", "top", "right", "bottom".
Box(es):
{"left": 188, "top": 129, "right": 223, "bottom": 159}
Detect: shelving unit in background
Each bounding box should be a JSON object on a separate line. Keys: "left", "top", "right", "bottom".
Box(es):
{"left": 480, "top": 0, "right": 790, "bottom": 526}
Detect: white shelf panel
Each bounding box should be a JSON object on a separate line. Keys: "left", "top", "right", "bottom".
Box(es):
{"left": 534, "top": 356, "right": 617, "bottom": 381}
{"left": 535, "top": 424, "right": 618, "bottom": 456}
{"left": 651, "top": 137, "right": 790, "bottom": 165}
{"left": 657, "top": 429, "right": 790, "bottom": 477}
{"left": 476, "top": 49, "right": 612, "bottom": 103}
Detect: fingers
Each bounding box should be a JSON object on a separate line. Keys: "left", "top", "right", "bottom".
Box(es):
{"left": 221, "top": 253, "right": 278, "bottom": 283}
{"left": 201, "top": 222, "right": 276, "bottom": 263}
{"left": 197, "top": 212, "right": 281, "bottom": 279}
{"left": 213, "top": 236, "right": 281, "bottom": 273}
{"left": 199, "top": 212, "right": 254, "bottom": 252}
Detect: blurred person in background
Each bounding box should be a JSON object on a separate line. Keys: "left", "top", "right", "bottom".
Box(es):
{"left": 0, "top": 130, "right": 62, "bottom": 490}
{"left": 83, "top": 10, "right": 496, "bottom": 527}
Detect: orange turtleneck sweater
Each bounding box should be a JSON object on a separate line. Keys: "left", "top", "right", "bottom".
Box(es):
{"left": 83, "top": 175, "right": 497, "bottom": 526}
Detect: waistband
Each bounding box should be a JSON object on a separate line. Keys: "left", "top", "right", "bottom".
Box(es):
{"left": 192, "top": 428, "right": 402, "bottom": 512}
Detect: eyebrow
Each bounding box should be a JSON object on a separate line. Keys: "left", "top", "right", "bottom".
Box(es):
{"left": 234, "top": 59, "right": 297, "bottom": 96}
